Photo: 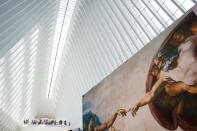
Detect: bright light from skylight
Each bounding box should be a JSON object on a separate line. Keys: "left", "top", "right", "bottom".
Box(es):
{"left": 47, "top": 0, "right": 77, "bottom": 99}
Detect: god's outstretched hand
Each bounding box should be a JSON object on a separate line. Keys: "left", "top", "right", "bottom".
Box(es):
{"left": 128, "top": 104, "right": 139, "bottom": 117}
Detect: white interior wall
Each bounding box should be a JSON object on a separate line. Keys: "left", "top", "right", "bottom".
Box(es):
{"left": 19, "top": 126, "right": 81, "bottom": 131}
{"left": 19, "top": 126, "right": 71, "bottom": 131}
{"left": 0, "top": 0, "right": 60, "bottom": 130}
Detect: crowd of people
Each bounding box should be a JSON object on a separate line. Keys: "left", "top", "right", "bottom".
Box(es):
{"left": 23, "top": 119, "right": 71, "bottom": 126}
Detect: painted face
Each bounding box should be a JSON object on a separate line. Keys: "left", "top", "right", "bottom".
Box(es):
{"left": 190, "top": 21, "right": 197, "bottom": 34}
{"left": 151, "top": 67, "right": 159, "bottom": 76}
{"left": 151, "top": 56, "right": 165, "bottom": 76}
{"left": 173, "top": 33, "right": 185, "bottom": 42}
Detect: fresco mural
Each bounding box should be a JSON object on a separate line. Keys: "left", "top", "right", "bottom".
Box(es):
{"left": 132, "top": 12, "right": 197, "bottom": 130}
{"left": 83, "top": 10, "right": 197, "bottom": 131}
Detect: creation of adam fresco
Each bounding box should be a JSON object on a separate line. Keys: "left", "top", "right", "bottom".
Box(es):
{"left": 82, "top": 10, "right": 197, "bottom": 131}
{"left": 142, "top": 12, "right": 197, "bottom": 130}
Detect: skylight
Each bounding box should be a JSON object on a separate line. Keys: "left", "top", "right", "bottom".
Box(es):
{"left": 46, "top": 0, "right": 77, "bottom": 99}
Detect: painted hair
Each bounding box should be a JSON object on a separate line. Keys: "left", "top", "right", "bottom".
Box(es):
{"left": 154, "top": 45, "right": 179, "bottom": 72}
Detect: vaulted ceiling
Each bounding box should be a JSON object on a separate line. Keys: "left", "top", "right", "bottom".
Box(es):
{"left": 0, "top": 0, "right": 196, "bottom": 130}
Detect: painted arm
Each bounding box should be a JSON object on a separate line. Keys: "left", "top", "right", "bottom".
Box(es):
{"left": 187, "top": 86, "right": 197, "bottom": 93}
{"left": 94, "top": 109, "right": 127, "bottom": 131}
{"left": 183, "top": 84, "right": 197, "bottom": 94}
{"left": 130, "top": 77, "right": 165, "bottom": 117}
